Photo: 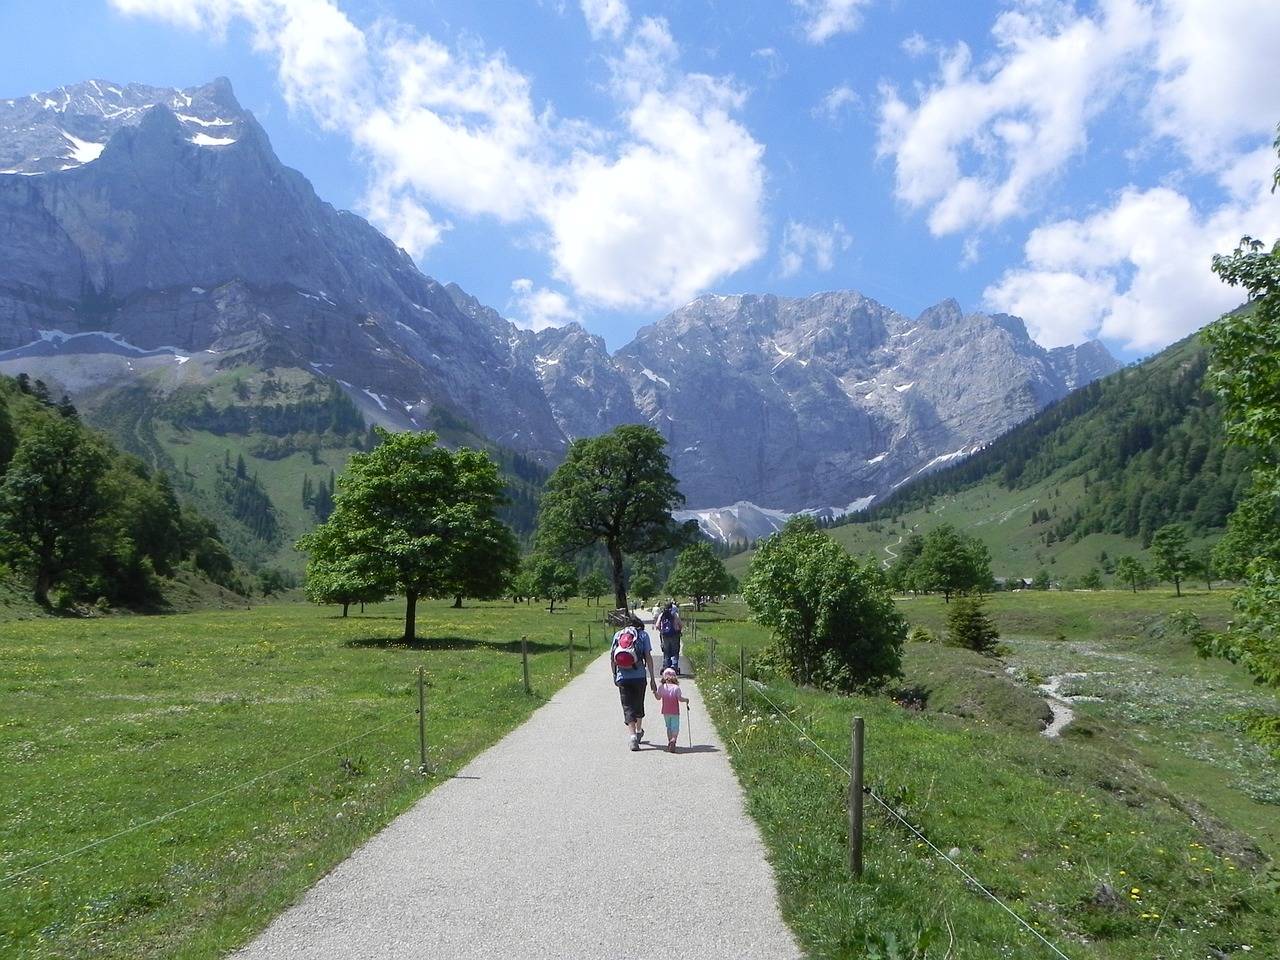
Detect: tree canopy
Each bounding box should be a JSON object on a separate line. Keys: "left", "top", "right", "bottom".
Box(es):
{"left": 665, "top": 541, "right": 736, "bottom": 610}
{"left": 533, "top": 424, "right": 693, "bottom": 610}
{"left": 0, "top": 377, "right": 237, "bottom": 608}
{"left": 1149, "top": 524, "right": 1192, "bottom": 597}
{"left": 743, "top": 516, "right": 905, "bottom": 692}
{"left": 890, "top": 523, "right": 992, "bottom": 601}
{"left": 297, "top": 428, "right": 519, "bottom": 640}
{"left": 1200, "top": 124, "right": 1280, "bottom": 686}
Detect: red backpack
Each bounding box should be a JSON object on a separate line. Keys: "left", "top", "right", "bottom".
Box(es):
{"left": 613, "top": 628, "right": 640, "bottom": 669}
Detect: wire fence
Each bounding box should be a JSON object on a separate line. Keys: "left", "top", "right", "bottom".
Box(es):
{"left": 0, "top": 708, "right": 416, "bottom": 890}
{"left": 701, "top": 632, "right": 1074, "bottom": 960}
{"left": 1, "top": 627, "right": 599, "bottom": 893}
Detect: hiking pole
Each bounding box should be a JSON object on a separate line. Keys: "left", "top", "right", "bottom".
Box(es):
{"left": 685, "top": 702, "right": 692, "bottom": 748}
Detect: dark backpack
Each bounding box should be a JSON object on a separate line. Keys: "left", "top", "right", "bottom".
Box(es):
{"left": 613, "top": 628, "right": 641, "bottom": 669}
{"left": 659, "top": 611, "right": 675, "bottom": 635}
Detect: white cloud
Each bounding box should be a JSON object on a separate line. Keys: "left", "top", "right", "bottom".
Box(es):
{"left": 580, "top": 0, "right": 630, "bottom": 41}
{"left": 1149, "top": 0, "right": 1280, "bottom": 169}
{"left": 901, "top": 32, "right": 929, "bottom": 58}
{"left": 983, "top": 166, "right": 1280, "bottom": 352}
{"left": 362, "top": 180, "right": 450, "bottom": 260}
{"left": 877, "top": 0, "right": 1154, "bottom": 236}
{"left": 751, "top": 47, "right": 787, "bottom": 83}
{"left": 959, "top": 1, "right": 1280, "bottom": 353}
{"left": 113, "top": 1, "right": 767, "bottom": 315}
{"left": 792, "top": 0, "right": 874, "bottom": 44}
{"left": 815, "top": 84, "right": 859, "bottom": 124}
{"left": 353, "top": 29, "right": 550, "bottom": 223}
{"left": 779, "top": 221, "right": 851, "bottom": 277}
{"left": 544, "top": 86, "right": 766, "bottom": 309}
{"left": 539, "top": 17, "right": 766, "bottom": 309}
{"left": 510, "top": 279, "right": 579, "bottom": 331}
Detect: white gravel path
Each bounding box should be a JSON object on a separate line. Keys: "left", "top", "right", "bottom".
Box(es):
{"left": 225, "top": 646, "right": 805, "bottom": 960}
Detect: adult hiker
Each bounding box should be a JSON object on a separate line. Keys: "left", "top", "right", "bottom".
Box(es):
{"left": 611, "top": 616, "right": 658, "bottom": 751}
{"left": 657, "top": 600, "right": 683, "bottom": 673}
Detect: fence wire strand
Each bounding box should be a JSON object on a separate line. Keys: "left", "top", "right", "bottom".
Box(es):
{"left": 714, "top": 646, "right": 1073, "bottom": 960}
{"left": 0, "top": 709, "right": 417, "bottom": 888}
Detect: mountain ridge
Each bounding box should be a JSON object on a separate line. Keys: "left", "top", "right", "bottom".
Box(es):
{"left": 0, "top": 77, "right": 1121, "bottom": 528}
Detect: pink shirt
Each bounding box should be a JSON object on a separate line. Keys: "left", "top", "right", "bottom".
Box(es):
{"left": 658, "top": 683, "right": 686, "bottom": 715}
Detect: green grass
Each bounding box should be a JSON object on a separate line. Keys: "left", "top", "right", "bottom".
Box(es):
{"left": 5, "top": 591, "right": 1278, "bottom": 960}
{"left": 0, "top": 599, "right": 611, "bottom": 960}
{"left": 687, "top": 591, "right": 1280, "bottom": 960}
{"left": 822, "top": 475, "right": 1223, "bottom": 590}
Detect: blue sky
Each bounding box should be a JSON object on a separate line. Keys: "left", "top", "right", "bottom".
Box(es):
{"left": 4, "top": 1, "right": 1280, "bottom": 361}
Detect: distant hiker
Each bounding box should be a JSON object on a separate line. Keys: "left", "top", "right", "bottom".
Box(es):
{"left": 657, "top": 600, "right": 683, "bottom": 673}
{"left": 611, "top": 616, "right": 657, "bottom": 751}
{"left": 654, "top": 667, "right": 690, "bottom": 752}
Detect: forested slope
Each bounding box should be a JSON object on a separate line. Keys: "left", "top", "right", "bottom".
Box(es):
{"left": 848, "top": 333, "right": 1251, "bottom": 548}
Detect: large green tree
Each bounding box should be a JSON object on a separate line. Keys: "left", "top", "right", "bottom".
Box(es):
{"left": 297, "top": 429, "right": 519, "bottom": 640}
{"left": 523, "top": 552, "right": 579, "bottom": 613}
{"left": 534, "top": 424, "right": 692, "bottom": 610}
{"left": 743, "top": 516, "right": 906, "bottom": 692}
{"left": 1200, "top": 125, "right": 1280, "bottom": 685}
{"left": 0, "top": 415, "right": 110, "bottom": 607}
{"left": 909, "top": 523, "right": 993, "bottom": 601}
{"left": 665, "top": 541, "right": 735, "bottom": 610}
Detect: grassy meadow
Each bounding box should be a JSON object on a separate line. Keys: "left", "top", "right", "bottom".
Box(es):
{"left": 3, "top": 588, "right": 1278, "bottom": 959}
{"left": 0, "top": 599, "right": 610, "bottom": 960}
{"left": 690, "top": 589, "right": 1280, "bottom": 959}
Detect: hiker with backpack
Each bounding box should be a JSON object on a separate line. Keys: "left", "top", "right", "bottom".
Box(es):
{"left": 611, "top": 616, "right": 657, "bottom": 751}
{"left": 657, "top": 600, "right": 683, "bottom": 673}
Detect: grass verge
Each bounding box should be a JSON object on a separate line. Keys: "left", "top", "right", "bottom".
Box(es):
{"left": 0, "top": 600, "right": 609, "bottom": 960}
{"left": 690, "top": 592, "right": 1279, "bottom": 960}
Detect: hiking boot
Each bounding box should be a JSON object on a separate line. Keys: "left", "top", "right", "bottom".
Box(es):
{"left": 630, "top": 734, "right": 640, "bottom": 751}
{"left": 668, "top": 742, "right": 676, "bottom": 753}
{"left": 636, "top": 727, "right": 644, "bottom": 742}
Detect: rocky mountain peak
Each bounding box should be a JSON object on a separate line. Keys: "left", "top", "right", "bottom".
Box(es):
{"left": 0, "top": 76, "right": 1122, "bottom": 531}
{"left": 0, "top": 77, "right": 249, "bottom": 175}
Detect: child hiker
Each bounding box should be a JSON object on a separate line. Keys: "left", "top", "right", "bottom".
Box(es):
{"left": 654, "top": 667, "right": 690, "bottom": 752}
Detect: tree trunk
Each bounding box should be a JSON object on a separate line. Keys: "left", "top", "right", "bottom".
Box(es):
{"left": 608, "top": 542, "right": 627, "bottom": 610}
{"left": 404, "top": 589, "right": 418, "bottom": 641}
{"left": 33, "top": 571, "right": 52, "bottom": 610}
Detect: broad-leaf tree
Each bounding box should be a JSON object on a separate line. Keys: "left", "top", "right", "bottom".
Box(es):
{"left": 1114, "top": 555, "right": 1147, "bottom": 594}
{"left": 1199, "top": 125, "right": 1280, "bottom": 684}
{"left": 743, "top": 516, "right": 905, "bottom": 692}
{"left": 911, "top": 523, "right": 993, "bottom": 601}
{"left": 665, "top": 541, "right": 735, "bottom": 610}
{"left": 302, "top": 539, "right": 388, "bottom": 616}
{"left": 523, "top": 552, "right": 579, "bottom": 613}
{"left": 297, "top": 429, "right": 519, "bottom": 641}
{"left": 579, "top": 571, "right": 610, "bottom": 606}
{"left": 534, "top": 424, "right": 693, "bottom": 610}
{"left": 0, "top": 416, "right": 110, "bottom": 607}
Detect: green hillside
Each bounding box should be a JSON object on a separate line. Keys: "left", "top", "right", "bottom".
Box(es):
{"left": 79, "top": 358, "right": 547, "bottom": 581}
{"left": 725, "top": 332, "right": 1252, "bottom": 589}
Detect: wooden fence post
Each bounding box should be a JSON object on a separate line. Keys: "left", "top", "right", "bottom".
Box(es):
{"left": 418, "top": 666, "right": 428, "bottom": 774}
{"left": 850, "top": 716, "right": 865, "bottom": 877}
{"left": 521, "top": 636, "right": 530, "bottom": 694}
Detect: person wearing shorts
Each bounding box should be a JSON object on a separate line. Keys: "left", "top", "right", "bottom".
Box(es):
{"left": 611, "top": 616, "right": 657, "bottom": 751}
